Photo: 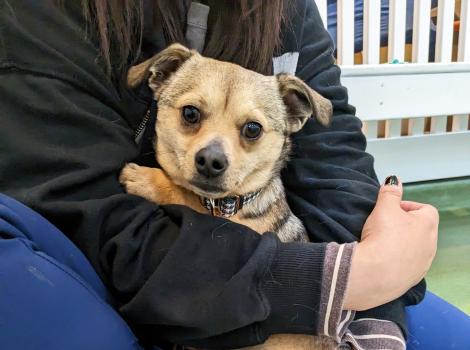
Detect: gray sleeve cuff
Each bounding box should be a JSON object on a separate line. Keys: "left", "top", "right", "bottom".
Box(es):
{"left": 317, "top": 242, "right": 406, "bottom": 350}
{"left": 341, "top": 318, "right": 406, "bottom": 350}
{"left": 317, "top": 242, "right": 356, "bottom": 341}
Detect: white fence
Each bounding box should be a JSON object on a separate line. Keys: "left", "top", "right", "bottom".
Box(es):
{"left": 315, "top": 0, "right": 470, "bottom": 183}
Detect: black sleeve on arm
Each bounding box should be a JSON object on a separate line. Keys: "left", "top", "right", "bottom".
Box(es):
{"left": 0, "top": 2, "right": 331, "bottom": 348}
{"left": 285, "top": 0, "right": 425, "bottom": 339}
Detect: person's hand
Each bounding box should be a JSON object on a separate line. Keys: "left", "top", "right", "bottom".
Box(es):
{"left": 344, "top": 176, "right": 439, "bottom": 311}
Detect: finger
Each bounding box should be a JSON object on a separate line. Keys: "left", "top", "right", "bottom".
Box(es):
{"left": 409, "top": 204, "right": 440, "bottom": 226}
{"left": 400, "top": 200, "right": 426, "bottom": 212}
{"left": 418, "top": 204, "right": 440, "bottom": 222}
{"left": 375, "top": 175, "right": 403, "bottom": 209}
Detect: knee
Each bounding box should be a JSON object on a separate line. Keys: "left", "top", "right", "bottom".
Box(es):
{"left": 0, "top": 237, "right": 141, "bottom": 350}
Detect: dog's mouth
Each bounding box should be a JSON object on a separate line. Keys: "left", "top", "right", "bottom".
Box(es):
{"left": 188, "top": 179, "right": 228, "bottom": 197}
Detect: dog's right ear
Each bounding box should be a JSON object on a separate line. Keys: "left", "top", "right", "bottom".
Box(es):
{"left": 127, "top": 43, "right": 195, "bottom": 92}
{"left": 277, "top": 74, "right": 332, "bottom": 133}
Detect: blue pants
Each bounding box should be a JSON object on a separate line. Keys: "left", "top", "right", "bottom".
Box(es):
{"left": 0, "top": 194, "right": 142, "bottom": 350}
{"left": 0, "top": 194, "right": 469, "bottom": 349}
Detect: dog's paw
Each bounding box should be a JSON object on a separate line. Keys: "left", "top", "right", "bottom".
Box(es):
{"left": 120, "top": 162, "right": 141, "bottom": 186}
{"left": 119, "top": 163, "right": 154, "bottom": 198}
{"left": 120, "top": 164, "right": 184, "bottom": 205}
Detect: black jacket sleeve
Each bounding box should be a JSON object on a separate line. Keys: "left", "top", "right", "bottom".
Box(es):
{"left": 0, "top": 1, "right": 328, "bottom": 348}
{"left": 284, "top": 0, "right": 425, "bottom": 338}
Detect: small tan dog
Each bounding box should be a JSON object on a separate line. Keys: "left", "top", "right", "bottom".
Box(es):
{"left": 120, "top": 44, "right": 336, "bottom": 350}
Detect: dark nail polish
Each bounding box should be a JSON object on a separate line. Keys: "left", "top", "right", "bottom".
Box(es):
{"left": 385, "top": 175, "right": 399, "bottom": 186}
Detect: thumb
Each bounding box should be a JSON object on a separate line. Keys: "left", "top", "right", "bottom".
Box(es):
{"left": 375, "top": 175, "right": 403, "bottom": 209}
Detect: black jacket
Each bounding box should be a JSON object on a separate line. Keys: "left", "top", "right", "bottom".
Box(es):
{"left": 0, "top": 0, "right": 424, "bottom": 348}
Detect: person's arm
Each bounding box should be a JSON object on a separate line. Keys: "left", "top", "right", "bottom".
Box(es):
{"left": 341, "top": 181, "right": 438, "bottom": 349}
{"left": 285, "top": 0, "right": 426, "bottom": 345}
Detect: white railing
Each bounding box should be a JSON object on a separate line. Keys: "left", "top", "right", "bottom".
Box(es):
{"left": 316, "top": 0, "right": 470, "bottom": 182}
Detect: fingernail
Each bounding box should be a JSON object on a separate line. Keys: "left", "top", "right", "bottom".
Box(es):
{"left": 384, "top": 175, "right": 399, "bottom": 186}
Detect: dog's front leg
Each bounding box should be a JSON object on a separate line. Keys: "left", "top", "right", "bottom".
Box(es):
{"left": 120, "top": 163, "right": 203, "bottom": 212}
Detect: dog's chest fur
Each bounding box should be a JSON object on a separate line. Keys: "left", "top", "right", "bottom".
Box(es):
{"left": 229, "top": 177, "right": 308, "bottom": 243}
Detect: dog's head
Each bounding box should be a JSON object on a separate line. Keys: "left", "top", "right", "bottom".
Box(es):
{"left": 128, "top": 44, "right": 332, "bottom": 198}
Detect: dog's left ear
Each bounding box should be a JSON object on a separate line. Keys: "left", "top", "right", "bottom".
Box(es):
{"left": 277, "top": 74, "right": 332, "bottom": 133}
{"left": 127, "top": 43, "right": 195, "bottom": 92}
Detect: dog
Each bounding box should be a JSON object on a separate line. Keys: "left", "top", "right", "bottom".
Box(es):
{"left": 120, "top": 44, "right": 336, "bottom": 350}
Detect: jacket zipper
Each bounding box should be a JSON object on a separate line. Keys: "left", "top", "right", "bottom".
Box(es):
{"left": 134, "top": 107, "right": 151, "bottom": 143}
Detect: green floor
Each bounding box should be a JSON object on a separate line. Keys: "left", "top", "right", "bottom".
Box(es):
{"left": 404, "top": 177, "right": 470, "bottom": 314}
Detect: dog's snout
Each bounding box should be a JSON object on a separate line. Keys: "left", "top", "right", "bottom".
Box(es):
{"left": 195, "top": 143, "right": 228, "bottom": 178}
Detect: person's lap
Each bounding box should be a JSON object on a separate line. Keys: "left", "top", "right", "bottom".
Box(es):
{"left": 406, "top": 292, "right": 470, "bottom": 349}
{"left": 0, "top": 194, "right": 142, "bottom": 350}
{"left": 1, "top": 194, "right": 468, "bottom": 350}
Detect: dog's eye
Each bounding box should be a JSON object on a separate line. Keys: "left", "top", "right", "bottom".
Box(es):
{"left": 242, "top": 122, "right": 263, "bottom": 140}
{"left": 182, "top": 106, "right": 201, "bottom": 124}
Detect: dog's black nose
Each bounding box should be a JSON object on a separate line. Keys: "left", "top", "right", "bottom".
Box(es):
{"left": 195, "top": 143, "right": 228, "bottom": 178}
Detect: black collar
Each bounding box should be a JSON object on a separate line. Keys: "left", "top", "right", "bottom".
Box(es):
{"left": 200, "top": 190, "right": 261, "bottom": 218}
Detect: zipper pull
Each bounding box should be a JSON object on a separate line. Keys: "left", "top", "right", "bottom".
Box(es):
{"left": 134, "top": 99, "right": 157, "bottom": 145}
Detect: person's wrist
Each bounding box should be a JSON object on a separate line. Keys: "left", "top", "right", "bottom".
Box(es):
{"left": 344, "top": 241, "right": 388, "bottom": 311}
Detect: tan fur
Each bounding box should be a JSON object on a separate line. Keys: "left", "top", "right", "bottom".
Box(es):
{"left": 121, "top": 44, "right": 335, "bottom": 350}
{"left": 120, "top": 164, "right": 205, "bottom": 214}
{"left": 240, "top": 334, "right": 337, "bottom": 350}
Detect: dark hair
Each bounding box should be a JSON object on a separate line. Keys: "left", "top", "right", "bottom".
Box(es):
{"left": 78, "top": 0, "right": 287, "bottom": 75}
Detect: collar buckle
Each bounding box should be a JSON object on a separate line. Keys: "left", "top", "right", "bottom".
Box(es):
{"left": 201, "top": 191, "right": 260, "bottom": 218}
{"left": 202, "top": 196, "right": 241, "bottom": 218}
